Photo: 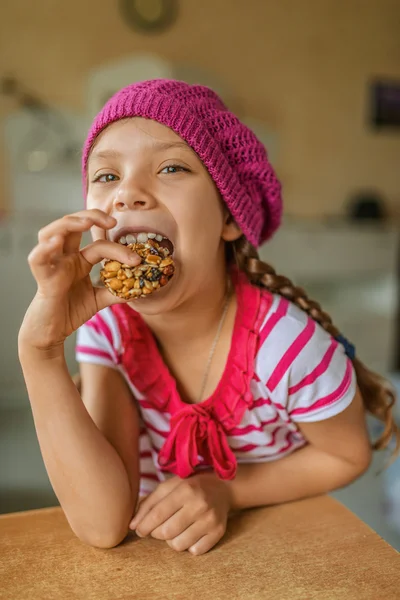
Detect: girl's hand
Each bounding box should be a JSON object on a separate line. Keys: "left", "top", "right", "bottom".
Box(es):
{"left": 19, "top": 209, "right": 141, "bottom": 352}
{"left": 129, "top": 473, "right": 232, "bottom": 555}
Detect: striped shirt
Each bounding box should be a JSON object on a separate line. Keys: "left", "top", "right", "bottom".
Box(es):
{"left": 76, "top": 269, "right": 356, "bottom": 497}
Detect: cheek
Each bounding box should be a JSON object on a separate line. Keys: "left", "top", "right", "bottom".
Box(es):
{"left": 85, "top": 193, "right": 97, "bottom": 210}
{"left": 176, "top": 188, "right": 224, "bottom": 237}
{"left": 86, "top": 188, "right": 112, "bottom": 211}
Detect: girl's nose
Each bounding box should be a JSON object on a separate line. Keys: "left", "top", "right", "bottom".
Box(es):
{"left": 113, "top": 185, "right": 157, "bottom": 212}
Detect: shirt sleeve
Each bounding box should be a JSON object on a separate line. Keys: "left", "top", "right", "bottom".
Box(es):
{"left": 255, "top": 295, "right": 357, "bottom": 423}
{"left": 75, "top": 308, "right": 121, "bottom": 369}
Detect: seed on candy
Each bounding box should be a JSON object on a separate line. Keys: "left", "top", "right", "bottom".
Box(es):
{"left": 104, "top": 261, "right": 121, "bottom": 272}
{"left": 100, "top": 240, "right": 175, "bottom": 300}
{"left": 108, "top": 278, "right": 123, "bottom": 291}
{"left": 124, "top": 278, "right": 136, "bottom": 290}
{"left": 146, "top": 254, "right": 161, "bottom": 266}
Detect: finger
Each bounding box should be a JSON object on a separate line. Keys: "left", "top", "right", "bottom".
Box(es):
{"left": 69, "top": 209, "right": 116, "bottom": 222}
{"left": 64, "top": 231, "right": 84, "bottom": 255}
{"left": 63, "top": 210, "right": 115, "bottom": 254}
{"left": 94, "top": 286, "right": 131, "bottom": 310}
{"left": 38, "top": 212, "right": 116, "bottom": 245}
{"left": 28, "top": 236, "right": 66, "bottom": 280}
{"left": 130, "top": 478, "right": 182, "bottom": 529}
{"left": 135, "top": 499, "right": 182, "bottom": 539}
{"left": 150, "top": 506, "right": 194, "bottom": 541}
{"left": 80, "top": 240, "right": 142, "bottom": 267}
{"left": 39, "top": 217, "right": 88, "bottom": 256}
{"left": 129, "top": 478, "right": 181, "bottom": 531}
{"left": 188, "top": 529, "right": 225, "bottom": 556}
{"left": 166, "top": 520, "right": 209, "bottom": 553}
{"left": 29, "top": 235, "right": 64, "bottom": 265}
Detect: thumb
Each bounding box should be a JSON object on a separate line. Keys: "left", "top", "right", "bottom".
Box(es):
{"left": 129, "top": 477, "right": 181, "bottom": 529}
{"left": 81, "top": 239, "right": 141, "bottom": 268}
{"left": 94, "top": 285, "right": 131, "bottom": 311}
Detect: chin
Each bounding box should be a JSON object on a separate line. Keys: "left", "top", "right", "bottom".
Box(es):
{"left": 126, "top": 276, "right": 181, "bottom": 316}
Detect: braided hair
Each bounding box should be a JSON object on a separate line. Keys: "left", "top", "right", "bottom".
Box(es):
{"left": 230, "top": 236, "right": 399, "bottom": 456}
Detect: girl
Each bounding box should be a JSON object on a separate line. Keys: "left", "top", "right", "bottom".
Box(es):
{"left": 19, "top": 79, "right": 399, "bottom": 555}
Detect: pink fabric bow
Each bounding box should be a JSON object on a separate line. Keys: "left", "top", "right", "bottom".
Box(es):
{"left": 158, "top": 405, "right": 237, "bottom": 480}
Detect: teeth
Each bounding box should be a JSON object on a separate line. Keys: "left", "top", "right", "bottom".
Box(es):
{"left": 118, "top": 231, "right": 167, "bottom": 245}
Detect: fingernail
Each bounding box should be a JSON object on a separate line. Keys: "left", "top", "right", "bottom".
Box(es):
{"left": 135, "top": 530, "right": 144, "bottom": 538}
{"left": 128, "top": 256, "right": 140, "bottom": 265}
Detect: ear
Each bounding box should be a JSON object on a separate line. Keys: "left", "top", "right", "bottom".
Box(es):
{"left": 221, "top": 212, "right": 243, "bottom": 242}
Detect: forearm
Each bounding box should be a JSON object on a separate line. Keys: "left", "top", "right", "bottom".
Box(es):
{"left": 226, "top": 445, "right": 368, "bottom": 511}
{"left": 19, "top": 346, "right": 136, "bottom": 547}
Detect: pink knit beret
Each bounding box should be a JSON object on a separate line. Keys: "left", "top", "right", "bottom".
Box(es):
{"left": 82, "top": 79, "right": 282, "bottom": 247}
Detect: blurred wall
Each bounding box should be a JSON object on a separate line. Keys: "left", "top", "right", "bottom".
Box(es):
{"left": 0, "top": 0, "right": 400, "bottom": 217}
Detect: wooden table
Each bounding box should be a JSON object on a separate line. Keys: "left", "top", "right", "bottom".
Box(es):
{"left": 1, "top": 496, "right": 399, "bottom": 600}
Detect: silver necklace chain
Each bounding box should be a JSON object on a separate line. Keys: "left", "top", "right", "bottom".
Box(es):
{"left": 197, "top": 290, "right": 231, "bottom": 403}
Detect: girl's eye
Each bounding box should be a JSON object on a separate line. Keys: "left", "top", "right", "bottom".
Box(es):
{"left": 93, "top": 173, "right": 118, "bottom": 183}
{"left": 160, "top": 164, "right": 189, "bottom": 174}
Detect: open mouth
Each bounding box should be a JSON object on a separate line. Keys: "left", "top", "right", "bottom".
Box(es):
{"left": 114, "top": 230, "right": 174, "bottom": 256}
{"left": 101, "top": 227, "right": 176, "bottom": 301}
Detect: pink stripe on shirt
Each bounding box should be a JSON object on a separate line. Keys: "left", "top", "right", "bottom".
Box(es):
{"left": 278, "top": 431, "right": 296, "bottom": 454}
{"left": 76, "top": 345, "right": 114, "bottom": 362}
{"left": 143, "top": 420, "right": 169, "bottom": 438}
{"left": 228, "top": 414, "right": 281, "bottom": 436}
{"left": 252, "top": 397, "right": 271, "bottom": 408}
{"left": 92, "top": 313, "right": 116, "bottom": 360}
{"left": 267, "top": 318, "right": 316, "bottom": 392}
{"left": 140, "top": 400, "right": 169, "bottom": 413}
{"left": 140, "top": 451, "right": 153, "bottom": 459}
{"left": 85, "top": 320, "right": 102, "bottom": 336}
{"left": 234, "top": 425, "right": 283, "bottom": 452}
{"left": 141, "top": 473, "right": 160, "bottom": 482}
{"left": 290, "top": 359, "right": 353, "bottom": 417}
{"left": 252, "top": 397, "right": 285, "bottom": 411}
{"left": 288, "top": 338, "right": 338, "bottom": 395}
{"left": 258, "top": 296, "right": 289, "bottom": 348}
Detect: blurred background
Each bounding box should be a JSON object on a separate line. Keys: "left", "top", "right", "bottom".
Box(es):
{"left": 1, "top": 0, "right": 400, "bottom": 549}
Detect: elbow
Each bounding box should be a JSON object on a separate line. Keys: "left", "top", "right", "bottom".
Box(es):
{"left": 347, "top": 447, "right": 373, "bottom": 481}
{"left": 72, "top": 522, "right": 130, "bottom": 549}
{"left": 327, "top": 448, "right": 372, "bottom": 493}
{"left": 65, "top": 496, "right": 137, "bottom": 549}
{"left": 80, "top": 528, "right": 128, "bottom": 549}
{"left": 357, "top": 443, "right": 373, "bottom": 474}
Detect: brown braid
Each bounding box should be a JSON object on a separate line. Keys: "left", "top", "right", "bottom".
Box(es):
{"left": 230, "top": 236, "right": 400, "bottom": 457}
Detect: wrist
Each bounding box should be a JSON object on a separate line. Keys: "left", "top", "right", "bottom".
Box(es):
{"left": 224, "top": 479, "right": 240, "bottom": 513}
{"left": 223, "top": 464, "right": 260, "bottom": 512}
{"left": 18, "top": 336, "right": 65, "bottom": 364}
{"left": 193, "top": 471, "right": 235, "bottom": 513}
{"left": 19, "top": 293, "right": 69, "bottom": 352}
{"left": 210, "top": 473, "right": 237, "bottom": 514}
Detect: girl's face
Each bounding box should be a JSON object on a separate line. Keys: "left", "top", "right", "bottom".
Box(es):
{"left": 86, "top": 117, "right": 241, "bottom": 314}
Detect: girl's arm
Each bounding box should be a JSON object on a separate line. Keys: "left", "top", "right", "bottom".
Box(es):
{"left": 225, "top": 388, "right": 372, "bottom": 510}
{"left": 18, "top": 210, "right": 143, "bottom": 547}
{"left": 129, "top": 389, "right": 371, "bottom": 557}
{"left": 19, "top": 348, "right": 140, "bottom": 548}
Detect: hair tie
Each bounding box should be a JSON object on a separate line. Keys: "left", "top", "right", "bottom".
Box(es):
{"left": 336, "top": 334, "right": 356, "bottom": 361}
